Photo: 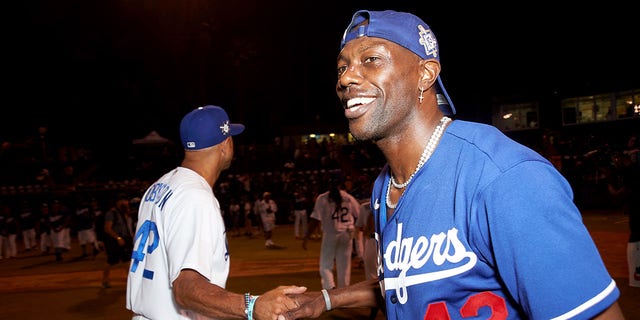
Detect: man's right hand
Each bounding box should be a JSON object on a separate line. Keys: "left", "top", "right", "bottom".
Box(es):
{"left": 281, "top": 291, "right": 325, "bottom": 320}
{"left": 254, "top": 285, "right": 308, "bottom": 320}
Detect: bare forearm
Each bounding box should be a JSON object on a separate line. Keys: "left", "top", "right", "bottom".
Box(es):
{"left": 328, "top": 279, "right": 380, "bottom": 309}
{"left": 173, "top": 269, "right": 307, "bottom": 319}
{"left": 173, "top": 271, "right": 246, "bottom": 319}
{"left": 284, "top": 279, "right": 380, "bottom": 319}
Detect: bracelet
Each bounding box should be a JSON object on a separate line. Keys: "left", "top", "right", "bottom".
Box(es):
{"left": 321, "top": 289, "right": 332, "bottom": 311}
{"left": 244, "top": 292, "right": 251, "bottom": 316}
{"left": 247, "top": 295, "right": 259, "bottom": 320}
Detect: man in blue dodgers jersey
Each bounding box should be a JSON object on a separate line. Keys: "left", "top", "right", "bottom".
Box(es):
{"left": 126, "top": 105, "right": 306, "bottom": 319}
{"left": 284, "top": 9, "right": 623, "bottom": 320}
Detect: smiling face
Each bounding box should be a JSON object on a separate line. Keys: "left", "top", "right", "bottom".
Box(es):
{"left": 336, "top": 36, "right": 423, "bottom": 142}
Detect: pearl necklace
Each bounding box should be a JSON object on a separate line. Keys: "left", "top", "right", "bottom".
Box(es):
{"left": 390, "top": 116, "right": 451, "bottom": 189}
{"left": 387, "top": 116, "right": 451, "bottom": 208}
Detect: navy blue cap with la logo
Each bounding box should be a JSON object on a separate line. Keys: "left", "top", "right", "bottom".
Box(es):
{"left": 180, "top": 105, "right": 245, "bottom": 150}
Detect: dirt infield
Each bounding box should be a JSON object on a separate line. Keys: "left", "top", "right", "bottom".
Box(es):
{"left": 0, "top": 210, "right": 638, "bottom": 319}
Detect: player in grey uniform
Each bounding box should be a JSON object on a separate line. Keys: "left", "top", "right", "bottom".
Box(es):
{"left": 304, "top": 176, "right": 361, "bottom": 290}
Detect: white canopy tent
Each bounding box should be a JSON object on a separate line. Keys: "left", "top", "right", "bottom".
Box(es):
{"left": 132, "top": 130, "right": 174, "bottom": 145}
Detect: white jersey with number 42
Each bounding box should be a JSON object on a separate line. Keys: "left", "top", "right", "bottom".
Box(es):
{"left": 126, "top": 167, "right": 229, "bottom": 319}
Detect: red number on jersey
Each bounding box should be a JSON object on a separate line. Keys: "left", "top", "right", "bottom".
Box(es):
{"left": 423, "top": 291, "right": 508, "bottom": 319}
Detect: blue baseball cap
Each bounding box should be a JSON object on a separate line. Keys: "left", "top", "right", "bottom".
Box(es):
{"left": 340, "top": 10, "right": 456, "bottom": 116}
{"left": 180, "top": 105, "right": 245, "bottom": 150}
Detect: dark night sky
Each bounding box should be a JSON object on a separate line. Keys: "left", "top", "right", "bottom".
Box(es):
{"left": 5, "top": 1, "right": 639, "bottom": 148}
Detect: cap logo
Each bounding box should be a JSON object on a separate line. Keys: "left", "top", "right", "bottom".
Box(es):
{"left": 418, "top": 25, "right": 438, "bottom": 59}
{"left": 187, "top": 142, "right": 196, "bottom": 148}
{"left": 220, "top": 120, "right": 230, "bottom": 135}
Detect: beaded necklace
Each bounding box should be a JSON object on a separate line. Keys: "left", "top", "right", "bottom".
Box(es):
{"left": 386, "top": 116, "right": 451, "bottom": 209}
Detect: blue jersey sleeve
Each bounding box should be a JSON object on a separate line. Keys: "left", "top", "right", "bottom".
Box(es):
{"left": 479, "top": 161, "right": 619, "bottom": 319}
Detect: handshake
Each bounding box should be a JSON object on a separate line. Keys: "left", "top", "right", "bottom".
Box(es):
{"left": 258, "top": 280, "right": 378, "bottom": 320}
{"left": 255, "top": 286, "right": 334, "bottom": 320}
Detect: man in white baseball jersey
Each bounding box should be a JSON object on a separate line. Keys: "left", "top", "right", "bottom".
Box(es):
{"left": 126, "top": 105, "right": 306, "bottom": 319}
{"left": 257, "top": 191, "right": 278, "bottom": 247}
{"left": 303, "top": 175, "right": 361, "bottom": 290}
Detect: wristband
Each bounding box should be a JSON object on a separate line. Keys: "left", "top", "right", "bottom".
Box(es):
{"left": 244, "top": 292, "right": 251, "bottom": 316}
{"left": 247, "top": 295, "right": 259, "bottom": 320}
{"left": 321, "top": 289, "right": 332, "bottom": 311}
